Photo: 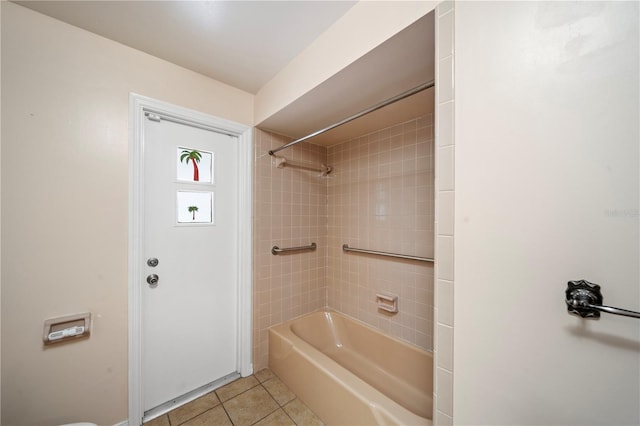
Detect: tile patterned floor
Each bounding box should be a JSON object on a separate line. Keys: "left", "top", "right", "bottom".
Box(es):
{"left": 144, "top": 369, "right": 324, "bottom": 426}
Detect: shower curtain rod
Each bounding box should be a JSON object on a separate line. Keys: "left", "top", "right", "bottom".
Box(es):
{"left": 268, "top": 80, "right": 435, "bottom": 156}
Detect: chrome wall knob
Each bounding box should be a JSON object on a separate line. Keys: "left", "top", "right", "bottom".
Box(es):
{"left": 566, "top": 280, "right": 640, "bottom": 319}
{"left": 147, "top": 274, "right": 159, "bottom": 287}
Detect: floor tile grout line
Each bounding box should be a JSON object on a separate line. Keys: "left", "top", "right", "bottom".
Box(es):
{"left": 247, "top": 403, "right": 282, "bottom": 426}
{"left": 260, "top": 380, "right": 294, "bottom": 408}
{"left": 147, "top": 371, "right": 321, "bottom": 426}
{"left": 172, "top": 396, "right": 222, "bottom": 426}
{"left": 176, "top": 403, "right": 228, "bottom": 426}
{"left": 221, "top": 380, "right": 280, "bottom": 426}
{"left": 172, "top": 379, "right": 250, "bottom": 426}
{"left": 280, "top": 405, "right": 299, "bottom": 426}
{"left": 219, "top": 397, "right": 235, "bottom": 426}
{"left": 244, "top": 383, "right": 282, "bottom": 426}
{"left": 217, "top": 380, "right": 262, "bottom": 404}
{"left": 175, "top": 408, "right": 199, "bottom": 426}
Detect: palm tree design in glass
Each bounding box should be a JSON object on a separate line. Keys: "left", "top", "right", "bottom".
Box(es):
{"left": 180, "top": 149, "right": 202, "bottom": 181}
{"left": 188, "top": 205, "right": 199, "bottom": 221}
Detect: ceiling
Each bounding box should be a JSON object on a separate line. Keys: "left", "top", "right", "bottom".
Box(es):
{"left": 14, "top": 0, "right": 357, "bottom": 94}
{"left": 14, "top": 0, "right": 434, "bottom": 146}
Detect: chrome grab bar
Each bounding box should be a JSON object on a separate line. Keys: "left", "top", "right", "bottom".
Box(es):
{"left": 566, "top": 280, "right": 640, "bottom": 319}
{"left": 273, "top": 156, "right": 332, "bottom": 176}
{"left": 271, "top": 242, "right": 316, "bottom": 255}
{"left": 342, "top": 244, "right": 434, "bottom": 263}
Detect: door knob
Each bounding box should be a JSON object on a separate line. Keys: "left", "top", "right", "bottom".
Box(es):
{"left": 147, "top": 274, "right": 159, "bottom": 287}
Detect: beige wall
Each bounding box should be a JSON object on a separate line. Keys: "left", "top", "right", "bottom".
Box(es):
{"left": 0, "top": 3, "right": 3, "bottom": 424}
{"left": 454, "top": 2, "right": 639, "bottom": 424}
{"left": 1, "top": 3, "right": 253, "bottom": 425}
{"left": 253, "top": 130, "right": 328, "bottom": 371}
{"left": 4, "top": 2, "right": 634, "bottom": 425}
{"left": 326, "top": 115, "right": 434, "bottom": 351}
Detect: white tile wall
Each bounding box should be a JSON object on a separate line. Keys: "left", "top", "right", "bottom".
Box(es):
{"left": 434, "top": 1, "right": 455, "bottom": 423}
{"left": 436, "top": 279, "right": 454, "bottom": 327}
{"left": 436, "top": 367, "right": 454, "bottom": 414}
{"left": 438, "top": 102, "right": 454, "bottom": 148}
{"left": 438, "top": 191, "right": 455, "bottom": 236}
{"left": 438, "top": 145, "right": 455, "bottom": 191}
{"left": 436, "top": 324, "right": 454, "bottom": 371}
{"left": 436, "top": 236, "right": 454, "bottom": 282}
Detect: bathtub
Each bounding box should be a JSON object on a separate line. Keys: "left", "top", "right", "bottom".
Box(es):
{"left": 269, "top": 310, "right": 433, "bottom": 425}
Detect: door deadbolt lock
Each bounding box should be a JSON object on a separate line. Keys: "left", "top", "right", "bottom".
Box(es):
{"left": 147, "top": 258, "right": 159, "bottom": 267}
{"left": 147, "top": 274, "right": 159, "bottom": 287}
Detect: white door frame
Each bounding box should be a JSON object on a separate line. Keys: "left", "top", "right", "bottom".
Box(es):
{"left": 127, "top": 93, "right": 253, "bottom": 425}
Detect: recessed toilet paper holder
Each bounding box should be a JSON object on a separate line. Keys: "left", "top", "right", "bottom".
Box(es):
{"left": 43, "top": 312, "right": 91, "bottom": 345}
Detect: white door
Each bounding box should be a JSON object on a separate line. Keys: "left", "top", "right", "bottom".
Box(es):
{"left": 141, "top": 113, "right": 239, "bottom": 413}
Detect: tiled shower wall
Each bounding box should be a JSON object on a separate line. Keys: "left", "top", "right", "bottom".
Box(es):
{"left": 252, "top": 129, "right": 328, "bottom": 371}
{"left": 326, "top": 115, "right": 435, "bottom": 351}
{"left": 253, "top": 115, "right": 435, "bottom": 369}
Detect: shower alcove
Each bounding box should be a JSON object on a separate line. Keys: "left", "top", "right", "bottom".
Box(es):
{"left": 252, "top": 10, "right": 437, "bottom": 420}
